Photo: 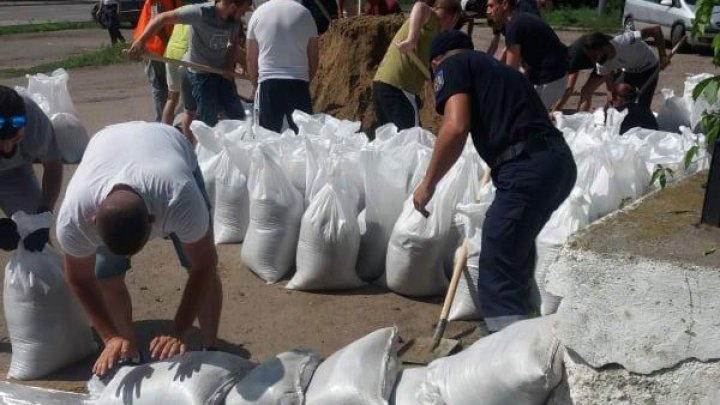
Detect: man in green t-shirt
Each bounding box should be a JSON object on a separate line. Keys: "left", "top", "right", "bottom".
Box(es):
{"left": 372, "top": 0, "right": 461, "bottom": 130}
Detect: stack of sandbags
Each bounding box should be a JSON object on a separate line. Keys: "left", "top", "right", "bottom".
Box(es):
{"left": 19, "top": 68, "right": 89, "bottom": 163}
{"left": 4, "top": 211, "right": 97, "bottom": 380}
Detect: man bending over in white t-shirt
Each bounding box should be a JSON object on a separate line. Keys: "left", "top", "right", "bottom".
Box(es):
{"left": 57, "top": 122, "right": 221, "bottom": 377}
{"left": 579, "top": 25, "right": 668, "bottom": 111}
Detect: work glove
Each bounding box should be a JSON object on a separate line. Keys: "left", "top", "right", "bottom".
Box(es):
{"left": 0, "top": 218, "right": 20, "bottom": 251}
{"left": 23, "top": 228, "right": 50, "bottom": 252}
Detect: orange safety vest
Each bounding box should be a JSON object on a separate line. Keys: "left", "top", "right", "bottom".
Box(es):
{"left": 134, "top": 0, "right": 182, "bottom": 56}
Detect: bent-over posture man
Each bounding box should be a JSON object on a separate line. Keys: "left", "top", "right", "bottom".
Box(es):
{"left": 57, "top": 122, "right": 222, "bottom": 376}
{"left": 413, "top": 31, "right": 576, "bottom": 332}
{"left": 579, "top": 26, "right": 668, "bottom": 111}
{"left": 246, "top": 0, "right": 319, "bottom": 133}
{"left": 129, "top": 0, "right": 251, "bottom": 126}
{"left": 486, "top": 0, "right": 568, "bottom": 110}
{"left": 372, "top": 0, "right": 461, "bottom": 130}
{"left": 550, "top": 34, "right": 607, "bottom": 115}
{"left": 0, "top": 86, "right": 62, "bottom": 252}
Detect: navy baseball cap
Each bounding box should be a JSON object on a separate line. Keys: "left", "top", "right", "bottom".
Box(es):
{"left": 430, "top": 30, "right": 475, "bottom": 62}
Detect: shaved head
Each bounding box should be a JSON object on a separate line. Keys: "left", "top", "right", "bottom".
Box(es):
{"left": 97, "top": 187, "right": 151, "bottom": 256}
{"left": 612, "top": 83, "right": 638, "bottom": 109}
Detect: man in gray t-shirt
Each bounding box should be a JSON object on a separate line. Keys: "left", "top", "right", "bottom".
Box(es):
{"left": 128, "top": 0, "right": 252, "bottom": 126}
{"left": 0, "top": 86, "right": 63, "bottom": 252}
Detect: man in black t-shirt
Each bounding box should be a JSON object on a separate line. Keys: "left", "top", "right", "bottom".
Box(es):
{"left": 550, "top": 34, "right": 607, "bottom": 115}
{"left": 486, "top": 0, "right": 568, "bottom": 110}
{"left": 413, "top": 31, "right": 576, "bottom": 333}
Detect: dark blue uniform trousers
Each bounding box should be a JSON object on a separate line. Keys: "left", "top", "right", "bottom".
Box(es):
{"left": 478, "top": 142, "right": 577, "bottom": 332}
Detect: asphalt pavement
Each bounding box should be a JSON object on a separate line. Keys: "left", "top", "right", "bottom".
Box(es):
{"left": 0, "top": 0, "right": 96, "bottom": 27}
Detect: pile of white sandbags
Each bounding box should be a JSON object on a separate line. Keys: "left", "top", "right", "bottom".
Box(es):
{"left": 4, "top": 212, "right": 97, "bottom": 380}
{"left": 656, "top": 73, "right": 717, "bottom": 133}
{"left": 16, "top": 68, "right": 89, "bottom": 163}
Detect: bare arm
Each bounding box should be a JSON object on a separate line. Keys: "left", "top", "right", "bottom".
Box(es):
{"left": 127, "top": 10, "right": 180, "bottom": 59}
{"left": 639, "top": 24, "right": 668, "bottom": 67}
{"left": 487, "top": 33, "right": 501, "bottom": 57}
{"left": 149, "top": 229, "right": 218, "bottom": 359}
{"left": 505, "top": 44, "right": 521, "bottom": 70}
{"left": 246, "top": 38, "right": 259, "bottom": 90}
{"left": 413, "top": 93, "right": 471, "bottom": 216}
{"left": 64, "top": 254, "right": 120, "bottom": 344}
{"left": 550, "top": 71, "right": 579, "bottom": 114}
{"left": 577, "top": 72, "right": 605, "bottom": 112}
{"left": 395, "top": 2, "right": 433, "bottom": 52}
{"left": 308, "top": 37, "right": 319, "bottom": 82}
{"left": 224, "top": 24, "right": 243, "bottom": 74}
{"left": 39, "top": 159, "right": 62, "bottom": 213}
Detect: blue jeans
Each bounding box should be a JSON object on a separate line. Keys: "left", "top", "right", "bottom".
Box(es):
{"left": 188, "top": 71, "right": 245, "bottom": 126}
{"left": 94, "top": 168, "right": 212, "bottom": 279}
{"left": 478, "top": 140, "right": 577, "bottom": 332}
{"left": 145, "top": 60, "right": 168, "bottom": 122}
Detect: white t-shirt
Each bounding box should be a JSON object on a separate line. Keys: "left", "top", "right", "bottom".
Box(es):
{"left": 247, "top": 0, "right": 318, "bottom": 82}
{"left": 57, "top": 122, "right": 209, "bottom": 258}
{"left": 596, "top": 31, "right": 658, "bottom": 76}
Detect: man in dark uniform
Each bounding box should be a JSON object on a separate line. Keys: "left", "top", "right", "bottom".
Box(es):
{"left": 413, "top": 31, "right": 576, "bottom": 332}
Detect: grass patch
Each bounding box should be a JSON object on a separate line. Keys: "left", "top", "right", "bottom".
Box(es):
{"left": 543, "top": 6, "right": 623, "bottom": 32}
{"left": 0, "top": 43, "right": 130, "bottom": 78}
{"left": 0, "top": 20, "right": 100, "bottom": 36}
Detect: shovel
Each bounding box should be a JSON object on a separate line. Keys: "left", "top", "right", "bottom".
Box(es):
{"left": 399, "top": 238, "right": 468, "bottom": 364}
{"left": 399, "top": 169, "right": 491, "bottom": 364}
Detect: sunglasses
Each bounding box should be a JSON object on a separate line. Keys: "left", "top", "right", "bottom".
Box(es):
{"left": 0, "top": 115, "right": 27, "bottom": 129}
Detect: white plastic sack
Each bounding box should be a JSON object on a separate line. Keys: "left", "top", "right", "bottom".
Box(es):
{"left": 225, "top": 349, "right": 319, "bottom": 405}
{"left": 383, "top": 157, "right": 469, "bottom": 297}
{"left": 242, "top": 147, "right": 304, "bottom": 283}
{"left": 26, "top": 68, "right": 76, "bottom": 115}
{"left": 657, "top": 89, "right": 691, "bottom": 133}
{"left": 0, "top": 381, "right": 91, "bottom": 404}
{"left": 287, "top": 182, "right": 364, "bottom": 291}
{"left": 96, "top": 351, "right": 256, "bottom": 405}
{"left": 389, "top": 367, "right": 426, "bottom": 405}
{"left": 4, "top": 211, "right": 97, "bottom": 380}
{"left": 419, "top": 316, "right": 564, "bottom": 405}
{"left": 50, "top": 112, "right": 89, "bottom": 164}
{"left": 214, "top": 152, "right": 250, "bottom": 244}
{"left": 305, "top": 327, "right": 400, "bottom": 405}
{"left": 192, "top": 120, "right": 224, "bottom": 210}
{"left": 448, "top": 200, "right": 492, "bottom": 321}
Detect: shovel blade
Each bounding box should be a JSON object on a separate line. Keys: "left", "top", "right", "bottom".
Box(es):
{"left": 398, "top": 337, "right": 460, "bottom": 365}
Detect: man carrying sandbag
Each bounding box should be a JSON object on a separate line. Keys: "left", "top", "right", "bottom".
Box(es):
{"left": 0, "top": 86, "right": 62, "bottom": 252}
{"left": 372, "top": 0, "right": 462, "bottom": 130}
{"left": 57, "top": 122, "right": 222, "bottom": 377}
{"left": 413, "top": 31, "right": 576, "bottom": 333}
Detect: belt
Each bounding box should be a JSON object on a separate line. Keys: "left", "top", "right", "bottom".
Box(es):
{"left": 492, "top": 135, "right": 568, "bottom": 168}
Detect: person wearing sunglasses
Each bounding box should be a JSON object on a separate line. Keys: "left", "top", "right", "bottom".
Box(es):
{"left": 0, "top": 85, "right": 63, "bottom": 253}
{"left": 413, "top": 31, "right": 576, "bottom": 333}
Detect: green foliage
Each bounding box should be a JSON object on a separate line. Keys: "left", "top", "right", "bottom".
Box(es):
{"left": 542, "top": 6, "right": 622, "bottom": 31}
{"left": 650, "top": 165, "right": 674, "bottom": 189}
{"left": 693, "top": 0, "right": 720, "bottom": 64}
{"left": 0, "top": 20, "right": 98, "bottom": 36}
{"left": 0, "top": 43, "right": 128, "bottom": 78}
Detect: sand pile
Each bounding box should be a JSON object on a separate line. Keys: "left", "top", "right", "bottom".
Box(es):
{"left": 311, "top": 15, "right": 442, "bottom": 136}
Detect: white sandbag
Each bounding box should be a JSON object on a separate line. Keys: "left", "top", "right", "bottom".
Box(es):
{"left": 26, "top": 68, "right": 76, "bottom": 115}
{"left": 574, "top": 147, "right": 621, "bottom": 221}
{"left": 214, "top": 152, "right": 250, "bottom": 244}
{"left": 657, "top": 89, "right": 691, "bottom": 133}
{"left": 448, "top": 200, "right": 492, "bottom": 321}
{"left": 50, "top": 112, "right": 89, "bottom": 164}
{"left": 225, "top": 349, "right": 320, "bottom": 405}
{"left": 383, "top": 156, "right": 468, "bottom": 297}
{"left": 0, "top": 381, "right": 91, "bottom": 404}
{"left": 96, "top": 351, "right": 256, "bottom": 405}
{"left": 192, "top": 120, "right": 224, "bottom": 210}
{"left": 242, "top": 147, "right": 304, "bottom": 283}
{"left": 419, "top": 316, "right": 564, "bottom": 405}
{"left": 305, "top": 327, "right": 400, "bottom": 405}
{"left": 287, "top": 181, "right": 364, "bottom": 291}
{"left": 4, "top": 211, "right": 97, "bottom": 380}
{"left": 534, "top": 188, "right": 591, "bottom": 315}
{"left": 683, "top": 73, "right": 715, "bottom": 130}
{"left": 389, "top": 367, "right": 426, "bottom": 405}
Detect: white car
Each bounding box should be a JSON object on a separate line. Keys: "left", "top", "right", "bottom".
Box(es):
{"left": 623, "top": 0, "right": 720, "bottom": 49}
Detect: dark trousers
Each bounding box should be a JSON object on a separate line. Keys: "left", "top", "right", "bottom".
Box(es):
{"left": 478, "top": 140, "right": 577, "bottom": 332}
{"left": 257, "top": 79, "right": 312, "bottom": 133}
{"left": 372, "top": 81, "right": 419, "bottom": 130}
{"left": 188, "top": 71, "right": 246, "bottom": 127}
{"left": 620, "top": 65, "right": 658, "bottom": 109}
{"left": 100, "top": 4, "right": 125, "bottom": 45}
